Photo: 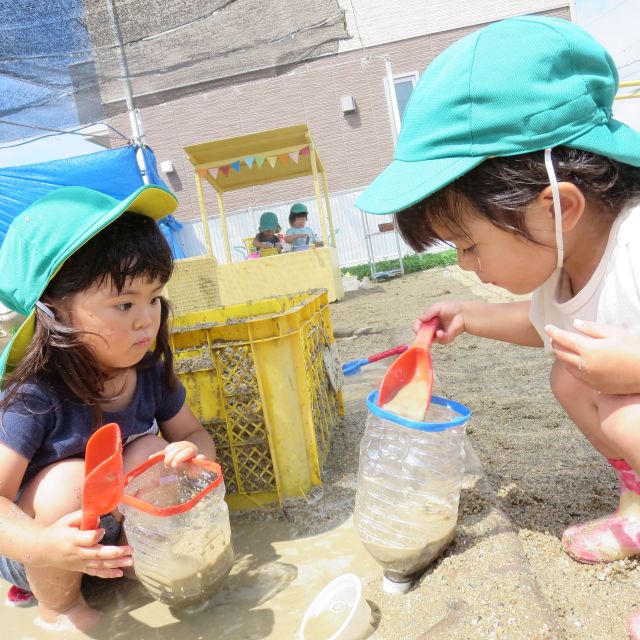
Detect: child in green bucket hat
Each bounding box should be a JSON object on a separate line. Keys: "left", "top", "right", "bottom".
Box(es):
{"left": 0, "top": 186, "right": 216, "bottom": 630}
{"left": 253, "top": 211, "right": 284, "bottom": 253}
{"left": 357, "top": 15, "right": 640, "bottom": 637}
{"left": 285, "top": 203, "right": 323, "bottom": 251}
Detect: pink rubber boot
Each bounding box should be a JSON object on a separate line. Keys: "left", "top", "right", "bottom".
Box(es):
{"left": 629, "top": 609, "right": 640, "bottom": 639}
{"left": 562, "top": 459, "right": 640, "bottom": 564}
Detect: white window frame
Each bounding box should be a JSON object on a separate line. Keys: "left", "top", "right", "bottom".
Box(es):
{"left": 385, "top": 71, "right": 419, "bottom": 143}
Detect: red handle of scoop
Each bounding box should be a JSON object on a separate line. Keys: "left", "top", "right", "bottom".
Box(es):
{"left": 413, "top": 318, "right": 439, "bottom": 349}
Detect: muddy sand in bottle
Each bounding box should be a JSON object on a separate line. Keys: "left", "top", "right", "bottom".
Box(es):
{"left": 2, "top": 266, "right": 636, "bottom": 639}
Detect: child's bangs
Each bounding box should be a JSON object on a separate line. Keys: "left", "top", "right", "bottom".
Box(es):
{"left": 394, "top": 188, "right": 472, "bottom": 253}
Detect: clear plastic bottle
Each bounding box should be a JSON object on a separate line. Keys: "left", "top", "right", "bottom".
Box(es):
{"left": 353, "top": 391, "right": 470, "bottom": 593}
{"left": 121, "top": 456, "right": 234, "bottom": 608}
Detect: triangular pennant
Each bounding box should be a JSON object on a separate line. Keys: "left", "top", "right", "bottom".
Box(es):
{"left": 219, "top": 165, "right": 230, "bottom": 176}
{"left": 244, "top": 156, "right": 254, "bottom": 168}
{"left": 230, "top": 160, "right": 241, "bottom": 173}
{"left": 288, "top": 151, "right": 299, "bottom": 163}
{"left": 266, "top": 156, "right": 277, "bottom": 168}
{"left": 208, "top": 167, "right": 219, "bottom": 179}
{"left": 277, "top": 154, "right": 289, "bottom": 165}
{"left": 299, "top": 146, "right": 310, "bottom": 156}
{"left": 197, "top": 169, "right": 208, "bottom": 178}
{"left": 255, "top": 156, "right": 266, "bottom": 168}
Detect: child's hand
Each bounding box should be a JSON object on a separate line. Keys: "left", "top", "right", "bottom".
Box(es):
{"left": 161, "top": 441, "right": 202, "bottom": 467}
{"left": 546, "top": 320, "right": 640, "bottom": 394}
{"left": 40, "top": 511, "right": 133, "bottom": 578}
{"left": 414, "top": 302, "right": 466, "bottom": 344}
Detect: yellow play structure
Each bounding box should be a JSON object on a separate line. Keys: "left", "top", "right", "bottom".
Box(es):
{"left": 165, "top": 124, "right": 344, "bottom": 312}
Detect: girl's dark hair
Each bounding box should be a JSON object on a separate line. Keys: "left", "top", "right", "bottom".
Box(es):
{"left": 394, "top": 147, "right": 640, "bottom": 252}
{"left": 288, "top": 211, "right": 308, "bottom": 226}
{"left": 1, "top": 212, "right": 176, "bottom": 426}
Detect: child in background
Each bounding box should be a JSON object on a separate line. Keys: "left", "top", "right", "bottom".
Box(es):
{"left": 0, "top": 186, "right": 216, "bottom": 631}
{"left": 285, "top": 203, "right": 323, "bottom": 251}
{"left": 356, "top": 16, "right": 640, "bottom": 637}
{"left": 253, "top": 211, "right": 284, "bottom": 253}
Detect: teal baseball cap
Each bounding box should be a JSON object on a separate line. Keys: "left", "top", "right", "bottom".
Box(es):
{"left": 290, "top": 203, "right": 308, "bottom": 215}
{"left": 259, "top": 211, "right": 281, "bottom": 232}
{"left": 356, "top": 16, "right": 640, "bottom": 215}
{"left": 0, "top": 184, "right": 178, "bottom": 385}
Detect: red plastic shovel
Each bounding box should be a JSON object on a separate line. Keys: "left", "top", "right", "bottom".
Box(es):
{"left": 80, "top": 423, "right": 124, "bottom": 531}
{"left": 377, "top": 318, "right": 439, "bottom": 420}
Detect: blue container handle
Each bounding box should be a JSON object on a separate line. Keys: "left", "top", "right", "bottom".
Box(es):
{"left": 366, "top": 390, "right": 471, "bottom": 432}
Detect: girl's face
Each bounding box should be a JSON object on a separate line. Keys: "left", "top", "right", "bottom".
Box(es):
{"left": 262, "top": 229, "right": 276, "bottom": 239}
{"left": 436, "top": 201, "right": 558, "bottom": 295}
{"left": 66, "top": 274, "right": 164, "bottom": 373}
{"left": 291, "top": 216, "right": 307, "bottom": 229}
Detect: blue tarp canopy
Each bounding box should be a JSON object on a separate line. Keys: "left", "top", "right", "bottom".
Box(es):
{"left": 0, "top": 144, "right": 185, "bottom": 257}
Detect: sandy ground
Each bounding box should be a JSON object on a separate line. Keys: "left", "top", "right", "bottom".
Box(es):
{"left": 1, "top": 267, "right": 638, "bottom": 639}
{"left": 326, "top": 266, "right": 639, "bottom": 640}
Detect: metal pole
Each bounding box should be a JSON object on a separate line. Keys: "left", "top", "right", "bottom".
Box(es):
{"left": 105, "top": 0, "right": 149, "bottom": 184}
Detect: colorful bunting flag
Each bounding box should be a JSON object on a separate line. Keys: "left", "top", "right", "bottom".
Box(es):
{"left": 277, "top": 154, "right": 289, "bottom": 165}
{"left": 266, "top": 156, "right": 277, "bottom": 168}
{"left": 299, "top": 146, "right": 310, "bottom": 156}
{"left": 197, "top": 169, "right": 208, "bottom": 178}
{"left": 288, "top": 151, "right": 299, "bottom": 163}
{"left": 230, "top": 161, "right": 241, "bottom": 173}
{"left": 256, "top": 156, "right": 266, "bottom": 168}
{"left": 244, "top": 156, "right": 254, "bottom": 168}
{"left": 219, "top": 165, "right": 230, "bottom": 176}
{"left": 208, "top": 167, "right": 219, "bottom": 179}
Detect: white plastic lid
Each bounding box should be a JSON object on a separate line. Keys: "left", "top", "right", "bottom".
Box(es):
{"left": 382, "top": 574, "right": 412, "bottom": 595}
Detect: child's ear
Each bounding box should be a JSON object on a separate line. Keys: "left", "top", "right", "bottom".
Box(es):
{"left": 539, "top": 182, "right": 585, "bottom": 232}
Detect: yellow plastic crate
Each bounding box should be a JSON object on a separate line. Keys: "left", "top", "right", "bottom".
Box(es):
{"left": 170, "top": 289, "right": 344, "bottom": 510}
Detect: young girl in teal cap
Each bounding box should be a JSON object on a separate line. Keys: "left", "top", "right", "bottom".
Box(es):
{"left": 357, "top": 15, "right": 640, "bottom": 638}
{"left": 0, "top": 186, "right": 216, "bottom": 631}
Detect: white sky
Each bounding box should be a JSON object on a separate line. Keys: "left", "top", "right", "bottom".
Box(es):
{"left": 574, "top": 0, "right": 640, "bottom": 129}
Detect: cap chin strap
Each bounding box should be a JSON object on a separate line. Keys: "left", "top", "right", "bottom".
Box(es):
{"left": 544, "top": 148, "right": 563, "bottom": 270}
{"left": 35, "top": 301, "right": 55, "bottom": 319}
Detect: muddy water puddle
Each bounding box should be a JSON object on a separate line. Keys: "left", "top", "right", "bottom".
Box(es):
{"left": 2, "top": 516, "right": 380, "bottom": 639}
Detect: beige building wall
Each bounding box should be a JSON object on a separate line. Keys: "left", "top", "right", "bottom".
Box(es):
{"left": 108, "top": 5, "right": 570, "bottom": 223}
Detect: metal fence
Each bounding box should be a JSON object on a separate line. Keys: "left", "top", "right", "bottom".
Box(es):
{"left": 173, "top": 187, "right": 421, "bottom": 268}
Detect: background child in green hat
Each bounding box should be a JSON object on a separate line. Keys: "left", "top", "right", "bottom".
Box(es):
{"left": 285, "top": 203, "right": 323, "bottom": 251}
{"left": 357, "top": 16, "right": 640, "bottom": 638}
{"left": 0, "top": 186, "right": 216, "bottom": 631}
{"left": 253, "top": 211, "right": 284, "bottom": 253}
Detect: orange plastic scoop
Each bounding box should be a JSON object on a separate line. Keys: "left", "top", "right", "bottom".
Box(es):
{"left": 378, "top": 318, "right": 439, "bottom": 421}
{"left": 81, "top": 423, "right": 123, "bottom": 531}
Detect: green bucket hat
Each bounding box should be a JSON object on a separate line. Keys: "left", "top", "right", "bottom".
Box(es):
{"left": 259, "top": 211, "right": 281, "bottom": 232}
{"left": 0, "top": 184, "right": 178, "bottom": 386}
{"left": 290, "top": 202, "right": 308, "bottom": 215}
{"left": 356, "top": 16, "right": 640, "bottom": 215}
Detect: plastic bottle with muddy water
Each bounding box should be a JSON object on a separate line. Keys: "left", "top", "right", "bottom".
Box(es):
{"left": 353, "top": 390, "right": 470, "bottom": 594}
{"left": 120, "top": 454, "right": 234, "bottom": 608}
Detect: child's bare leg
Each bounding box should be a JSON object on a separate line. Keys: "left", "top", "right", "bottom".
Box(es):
{"left": 122, "top": 433, "right": 168, "bottom": 474}
{"left": 19, "top": 459, "right": 102, "bottom": 631}
{"left": 550, "top": 360, "right": 622, "bottom": 458}
{"left": 552, "top": 361, "right": 640, "bottom": 562}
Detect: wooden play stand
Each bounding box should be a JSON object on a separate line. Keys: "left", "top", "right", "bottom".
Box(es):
{"left": 182, "top": 124, "right": 344, "bottom": 305}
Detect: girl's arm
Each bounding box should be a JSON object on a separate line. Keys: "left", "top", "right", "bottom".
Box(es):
{"left": 419, "top": 299, "right": 543, "bottom": 347}
{"left": 546, "top": 320, "right": 640, "bottom": 394}
{"left": 159, "top": 402, "right": 217, "bottom": 465}
{"left": 0, "top": 444, "right": 131, "bottom": 576}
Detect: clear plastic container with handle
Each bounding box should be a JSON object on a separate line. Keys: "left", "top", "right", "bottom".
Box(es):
{"left": 120, "top": 454, "right": 234, "bottom": 607}
{"left": 353, "top": 390, "right": 470, "bottom": 594}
